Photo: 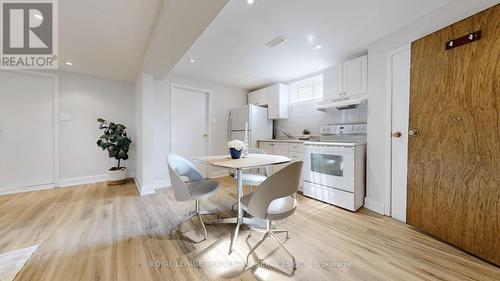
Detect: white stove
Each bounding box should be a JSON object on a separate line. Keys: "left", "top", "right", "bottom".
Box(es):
{"left": 303, "top": 124, "right": 367, "bottom": 211}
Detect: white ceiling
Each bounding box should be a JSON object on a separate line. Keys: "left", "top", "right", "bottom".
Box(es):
{"left": 58, "top": 0, "right": 229, "bottom": 82}
{"left": 141, "top": 0, "right": 229, "bottom": 79}
{"left": 59, "top": 0, "right": 163, "bottom": 82}
{"left": 172, "top": 0, "right": 450, "bottom": 90}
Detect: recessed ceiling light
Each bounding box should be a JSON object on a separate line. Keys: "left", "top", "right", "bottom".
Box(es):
{"left": 313, "top": 44, "right": 324, "bottom": 50}
{"left": 189, "top": 58, "right": 195, "bottom": 63}
{"left": 245, "top": 75, "right": 251, "bottom": 80}
{"left": 34, "top": 14, "right": 43, "bottom": 20}
{"left": 247, "top": 0, "right": 255, "bottom": 5}
{"left": 65, "top": 61, "right": 73, "bottom": 66}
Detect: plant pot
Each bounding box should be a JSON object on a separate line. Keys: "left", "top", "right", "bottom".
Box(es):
{"left": 107, "top": 167, "right": 127, "bottom": 186}
{"left": 229, "top": 148, "right": 242, "bottom": 159}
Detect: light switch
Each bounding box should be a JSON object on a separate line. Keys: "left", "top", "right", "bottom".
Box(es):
{"left": 60, "top": 113, "right": 72, "bottom": 122}
{"left": 161, "top": 113, "right": 169, "bottom": 121}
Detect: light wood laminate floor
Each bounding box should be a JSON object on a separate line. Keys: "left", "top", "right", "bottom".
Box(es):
{"left": 0, "top": 177, "right": 498, "bottom": 281}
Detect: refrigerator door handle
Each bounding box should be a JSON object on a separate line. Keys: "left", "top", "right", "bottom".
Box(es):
{"left": 228, "top": 111, "right": 232, "bottom": 141}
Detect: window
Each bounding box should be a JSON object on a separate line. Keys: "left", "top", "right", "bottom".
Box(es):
{"left": 289, "top": 74, "right": 323, "bottom": 104}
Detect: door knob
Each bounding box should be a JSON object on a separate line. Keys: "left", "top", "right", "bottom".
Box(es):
{"left": 392, "top": 131, "right": 402, "bottom": 138}
{"left": 408, "top": 129, "right": 419, "bottom": 136}
{"left": 203, "top": 133, "right": 208, "bottom": 137}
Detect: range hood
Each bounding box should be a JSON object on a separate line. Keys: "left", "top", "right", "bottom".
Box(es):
{"left": 316, "top": 95, "right": 367, "bottom": 111}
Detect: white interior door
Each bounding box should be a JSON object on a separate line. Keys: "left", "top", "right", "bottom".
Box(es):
{"left": 389, "top": 46, "right": 411, "bottom": 222}
{"left": 171, "top": 84, "right": 210, "bottom": 176}
{"left": 0, "top": 71, "right": 55, "bottom": 191}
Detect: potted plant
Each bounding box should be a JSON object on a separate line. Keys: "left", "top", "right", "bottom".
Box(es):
{"left": 228, "top": 140, "right": 245, "bottom": 159}
{"left": 301, "top": 128, "right": 311, "bottom": 140}
{"left": 96, "top": 118, "right": 132, "bottom": 186}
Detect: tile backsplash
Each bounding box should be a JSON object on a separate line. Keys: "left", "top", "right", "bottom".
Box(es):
{"left": 274, "top": 102, "right": 367, "bottom": 137}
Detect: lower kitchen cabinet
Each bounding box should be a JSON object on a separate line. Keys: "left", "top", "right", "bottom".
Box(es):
{"left": 258, "top": 141, "right": 305, "bottom": 191}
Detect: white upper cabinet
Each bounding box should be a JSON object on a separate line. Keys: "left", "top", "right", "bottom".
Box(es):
{"left": 324, "top": 55, "right": 368, "bottom": 101}
{"left": 247, "top": 83, "right": 288, "bottom": 119}
{"left": 248, "top": 87, "right": 268, "bottom": 106}
{"left": 267, "top": 83, "right": 288, "bottom": 119}
{"left": 324, "top": 65, "right": 341, "bottom": 100}
{"left": 340, "top": 55, "right": 367, "bottom": 97}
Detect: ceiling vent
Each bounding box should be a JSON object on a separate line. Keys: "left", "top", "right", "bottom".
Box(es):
{"left": 266, "top": 35, "right": 287, "bottom": 48}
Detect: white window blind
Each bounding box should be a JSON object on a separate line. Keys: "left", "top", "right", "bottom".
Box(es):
{"left": 289, "top": 74, "right": 323, "bottom": 104}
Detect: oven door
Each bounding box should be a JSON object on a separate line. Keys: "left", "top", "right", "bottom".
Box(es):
{"left": 304, "top": 144, "right": 355, "bottom": 192}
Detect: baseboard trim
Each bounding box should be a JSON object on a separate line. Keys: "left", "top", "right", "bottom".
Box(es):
{"left": 153, "top": 179, "right": 171, "bottom": 189}
{"left": 364, "top": 197, "right": 385, "bottom": 214}
{"left": 133, "top": 177, "right": 155, "bottom": 196}
{"left": 59, "top": 174, "right": 107, "bottom": 188}
{"left": 0, "top": 183, "right": 55, "bottom": 196}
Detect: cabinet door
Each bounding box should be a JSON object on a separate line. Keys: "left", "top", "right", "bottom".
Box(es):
{"left": 267, "top": 84, "right": 289, "bottom": 119}
{"left": 289, "top": 152, "right": 304, "bottom": 190}
{"left": 277, "top": 84, "right": 289, "bottom": 118}
{"left": 267, "top": 85, "right": 279, "bottom": 119}
{"left": 342, "top": 55, "right": 367, "bottom": 96}
{"left": 270, "top": 142, "right": 289, "bottom": 174}
{"left": 258, "top": 142, "right": 273, "bottom": 155}
{"left": 324, "top": 66, "right": 342, "bottom": 101}
{"left": 248, "top": 88, "right": 267, "bottom": 106}
{"left": 248, "top": 91, "right": 258, "bottom": 105}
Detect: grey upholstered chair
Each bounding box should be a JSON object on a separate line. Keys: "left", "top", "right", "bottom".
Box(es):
{"left": 234, "top": 147, "right": 269, "bottom": 187}
{"left": 241, "top": 161, "right": 303, "bottom": 270}
{"left": 167, "top": 154, "right": 220, "bottom": 242}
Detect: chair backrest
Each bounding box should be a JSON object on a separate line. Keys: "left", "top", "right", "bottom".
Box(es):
{"left": 245, "top": 161, "right": 303, "bottom": 219}
{"left": 167, "top": 154, "right": 204, "bottom": 201}
{"left": 247, "top": 147, "right": 266, "bottom": 175}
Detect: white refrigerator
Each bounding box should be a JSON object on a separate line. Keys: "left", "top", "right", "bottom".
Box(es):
{"left": 228, "top": 105, "right": 272, "bottom": 148}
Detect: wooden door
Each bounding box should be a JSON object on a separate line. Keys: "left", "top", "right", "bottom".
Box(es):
{"left": 407, "top": 5, "right": 499, "bottom": 265}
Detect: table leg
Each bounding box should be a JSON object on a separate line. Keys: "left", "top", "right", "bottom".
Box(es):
{"left": 228, "top": 168, "right": 243, "bottom": 254}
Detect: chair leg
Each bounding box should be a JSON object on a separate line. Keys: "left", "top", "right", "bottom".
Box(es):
{"left": 198, "top": 210, "right": 220, "bottom": 219}
{"left": 271, "top": 230, "right": 290, "bottom": 239}
{"left": 269, "top": 231, "right": 297, "bottom": 270}
{"left": 245, "top": 232, "right": 269, "bottom": 267}
{"left": 171, "top": 200, "right": 214, "bottom": 242}
{"left": 170, "top": 213, "right": 196, "bottom": 235}
{"left": 197, "top": 214, "right": 208, "bottom": 242}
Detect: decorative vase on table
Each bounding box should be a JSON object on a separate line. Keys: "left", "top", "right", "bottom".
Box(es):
{"left": 228, "top": 140, "right": 245, "bottom": 159}
{"left": 230, "top": 148, "right": 242, "bottom": 159}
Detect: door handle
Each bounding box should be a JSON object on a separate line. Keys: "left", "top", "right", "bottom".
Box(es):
{"left": 203, "top": 133, "right": 208, "bottom": 137}
{"left": 392, "top": 131, "right": 402, "bottom": 138}
{"left": 408, "top": 129, "right": 419, "bottom": 136}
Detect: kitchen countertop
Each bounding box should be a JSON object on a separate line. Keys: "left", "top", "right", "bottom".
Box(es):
{"left": 257, "top": 139, "right": 306, "bottom": 143}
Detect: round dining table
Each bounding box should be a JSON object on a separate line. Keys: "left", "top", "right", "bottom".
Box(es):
{"left": 193, "top": 153, "right": 292, "bottom": 254}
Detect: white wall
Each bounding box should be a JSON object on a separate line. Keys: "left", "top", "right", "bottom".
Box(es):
{"left": 153, "top": 73, "right": 247, "bottom": 186}
{"left": 133, "top": 72, "right": 155, "bottom": 194}
{"left": 274, "top": 68, "right": 368, "bottom": 138}
{"left": 365, "top": 0, "right": 497, "bottom": 214}
{"left": 58, "top": 71, "right": 135, "bottom": 185}
{"left": 275, "top": 102, "right": 367, "bottom": 138}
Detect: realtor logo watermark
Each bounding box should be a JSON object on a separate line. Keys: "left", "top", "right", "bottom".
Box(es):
{"left": 0, "top": 0, "right": 58, "bottom": 69}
